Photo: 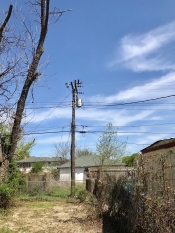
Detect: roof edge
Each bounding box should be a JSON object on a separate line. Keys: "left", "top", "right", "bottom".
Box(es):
{"left": 141, "top": 141, "right": 175, "bottom": 154}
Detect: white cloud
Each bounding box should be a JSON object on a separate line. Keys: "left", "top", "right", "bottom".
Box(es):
{"left": 137, "top": 134, "right": 170, "bottom": 146}
{"left": 28, "top": 72, "right": 175, "bottom": 131}
{"left": 90, "top": 72, "right": 175, "bottom": 102}
{"left": 37, "top": 135, "right": 70, "bottom": 144}
{"left": 126, "top": 57, "right": 175, "bottom": 72}
{"left": 108, "top": 110, "right": 155, "bottom": 126}
{"left": 28, "top": 108, "right": 71, "bottom": 123}
{"left": 109, "top": 21, "right": 175, "bottom": 72}
{"left": 29, "top": 103, "right": 155, "bottom": 129}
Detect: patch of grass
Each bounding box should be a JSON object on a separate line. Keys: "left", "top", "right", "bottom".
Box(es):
{"left": 0, "top": 226, "right": 17, "bottom": 233}
{"left": 18, "top": 185, "right": 71, "bottom": 200}
{"left": 47, "top": 186, "right": 70, "bottom": 198}
{"left": 18, "top": 227, "right": 30, "bottom": 232}
{"left": 0, "top": 208, "right": 11, "bottom": 216}
{"left": 24, "top": 201, "right": 56, "bottom": 209}
{"left": 18, "top": 194, "right": 61, "bottom": 202}
{"left": 17, "top": 184, "right": 88, "bottom": 205}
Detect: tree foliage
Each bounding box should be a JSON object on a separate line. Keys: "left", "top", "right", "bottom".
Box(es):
{"left": 122, "top": 153, "right": 139, "bottom": 167}
{"left": 0, "top": 159, "right": 26, "bottom": 208}
{"left": 15, "top": 140, "right": 35, "bottom": 160}
{"left": 30, "top": 162, "right": 44, "bottom": 173}
{"left": 0, "top": 123, "right": 35, "bottom": 160}
{"left": 96, "top": 122, "right": 127, "bottom": 166}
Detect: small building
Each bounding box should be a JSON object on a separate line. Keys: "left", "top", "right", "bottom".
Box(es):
{"left": 141, "top": 138, "right": 175, "bottom": 155}
{"left": 141, "top": 138, "right": 175, "bottom": 195}
{"left": 58, "top": 154, "right": 127, "bottom": 182}
{"left": 17, "top": 156, "right": 65, "bottom": 173}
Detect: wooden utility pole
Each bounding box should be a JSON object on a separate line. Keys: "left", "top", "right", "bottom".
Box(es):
{"left": 71, "top": 81, "right": 76, "bottom": 196}
{"left": 0, "top": 135, "right": 3, "bottom": 182}
{"left": 66, "top": 80, "right": 83, "bottom": 196}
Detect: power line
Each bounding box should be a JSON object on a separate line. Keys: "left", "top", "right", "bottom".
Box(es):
{"left": 85, "top": 94, "right": 175, "bottom": 106}
{"left": 10, "top": 130, "right": 175, "bottom": 136}
{"left": 27, "top": 93, "right": 71, "bottom": 134}
{"left": 8, "top": 94, "right": 175, "bottom": 108}
{"left": 77, "top": 122, "right": 175, "bottom": 128}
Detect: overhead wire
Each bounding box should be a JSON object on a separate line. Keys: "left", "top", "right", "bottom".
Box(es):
{"left": 18, "top": 130, "right": 175, "bottom": 136}
{"left": 76, "top": 122, "right": 175, "bottom": 128}
{"left": 8, "top": 93, "right": 175, "bottom": 109}
{"left": 19, "top": 122, "right": 175, "bottom": 135}
{"left": 27, "top": 92, "right": 71, "bottom": 134}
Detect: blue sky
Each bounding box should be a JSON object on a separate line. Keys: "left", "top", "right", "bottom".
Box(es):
{"left": 1, "top": 0, "right": 175, "bottom": 156}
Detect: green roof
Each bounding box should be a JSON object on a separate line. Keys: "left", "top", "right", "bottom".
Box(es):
{"left": 58, "top": 155, "right": 126, "bottom": 168}
{"left": 17, "top": 156, "right": 62, "bottom": 163}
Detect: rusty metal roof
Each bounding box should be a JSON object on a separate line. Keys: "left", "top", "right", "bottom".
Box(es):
{"left": 141, "top": 138, "right": 175, "bottom": 153}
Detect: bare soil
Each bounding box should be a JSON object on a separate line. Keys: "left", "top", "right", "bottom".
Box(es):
{"left": 0, "top": 199, "right": 102, "bottom": 233}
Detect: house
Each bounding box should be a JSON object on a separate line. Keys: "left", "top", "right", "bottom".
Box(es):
{"left": 141, "top": 138, "right": 175, "bottom": 194}
{"left": 58, "top": 154, "right": 127, "bottom": 182}
{"left": 17, "top": 156, "right": 65, "bottom": 173}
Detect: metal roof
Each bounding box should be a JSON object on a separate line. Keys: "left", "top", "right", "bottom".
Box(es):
{"left": 58, "top": 154, "right": 126, "bottom": 168}
{"left": 141, "top": 138, "right": 175, "bottom": 153}
{"left": 17, "top": 156, "right": 62, "bottom": 163}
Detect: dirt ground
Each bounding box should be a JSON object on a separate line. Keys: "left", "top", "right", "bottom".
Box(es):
{"left": 0, "top": 199, "right": 102, "bottom": 233}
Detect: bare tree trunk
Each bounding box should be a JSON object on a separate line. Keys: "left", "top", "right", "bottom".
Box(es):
{"left": 0, "top": 0, "right": 50, "bottom": 177}
{"left": 0, "top": 5, "right": 13, "bottom": 180}
{"left": 8, "top": 0, "right": 50, "bottom": 161}
{"left": 0, "top": 5, "right": 13, "bottom": 43}
{"left": 0, "top": 0, "right": 70, "bottom": 180}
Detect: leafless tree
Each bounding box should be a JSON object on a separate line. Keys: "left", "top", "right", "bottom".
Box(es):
{"left": 75, "top": 146, "right": 95, "bottom": 157}
{"left": 53, "top": 142, "right": 71, "bottom": 160}
{"left": 0, "top": 0, "right": 71, "bottom": 179}
{"left": 0, "top": 4, "right": 17, "bottom": 121}
{"left": 53, "top": 141, "right": 95, "bottom": 159}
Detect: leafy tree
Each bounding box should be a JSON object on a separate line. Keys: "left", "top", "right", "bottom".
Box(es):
{"left": 122, "top": 153, "right": 140, "bottom": 167}
{"left": 30, "top": 162, "right": 44, "bottom": 173}
{"left": 0, "top": 124, "right": 11, "bottom": 156}
{"left": 0, "top": 159, "right": 26, "bottom": 208}
{"left": 0, "top": 123, "right": 35, "bottom": 160}
{"left": 15, "top": 139, "right": 35, "bottom": 160}
{"left": 96, "top": 122, "right": 127, "bottom": 166}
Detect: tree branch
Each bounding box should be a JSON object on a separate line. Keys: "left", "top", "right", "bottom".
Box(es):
{"left": 8, "top": 0, "right": 50, "bottom": 160}
{"left": 0, "top": 5, "right": 13, "bottom": 43}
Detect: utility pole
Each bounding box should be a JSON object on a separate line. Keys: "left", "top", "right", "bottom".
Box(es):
{"left": 0, "top": 134, "right": 3, "bottom": 182}
{"left": 65, "top": 80, "right": 83, "bottom": 196}
{"left": 0, "top": 134, "right": 2, "bottom": 166}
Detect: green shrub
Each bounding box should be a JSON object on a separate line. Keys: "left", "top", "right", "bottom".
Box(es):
{"left": 0, "top": 184, "right": 13, "bottom": 209}
{"left": 28, "top": 184, "right": 42, "bottom": 196}
{"left": 0, "top": 160, "right": 26, "bottom": 208}
{"left": 47, "top": 186, "right": 70, "bottom": 198}
{"left": 5, "top": 160, "right": 26, "bottom": 194}
{"left": 51, "top": 168, "right": 60, "bottom": 180}
{"left": 75, "top": 184, "right": 88, "bottom": 202}
{"left": 30, "top": 162, "right": 44, "bottom": 173}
